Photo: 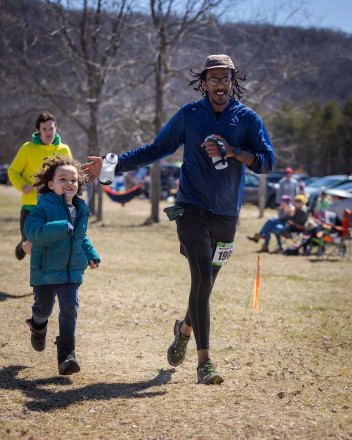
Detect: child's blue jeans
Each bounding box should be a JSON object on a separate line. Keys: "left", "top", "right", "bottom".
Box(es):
{"left": 32, "top": 283, "right": 80, "bottom": 336}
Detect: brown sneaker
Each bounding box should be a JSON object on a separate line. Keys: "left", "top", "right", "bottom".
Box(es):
{"left": 246, "top": 233, "right": 261, "bottom": 243}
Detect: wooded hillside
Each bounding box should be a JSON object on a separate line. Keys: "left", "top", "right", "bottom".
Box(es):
{"left": 1, "top": 0, "right": 351, "bottom": 175}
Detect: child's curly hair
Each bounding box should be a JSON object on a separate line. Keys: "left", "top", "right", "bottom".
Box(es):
{"left": 33, "top": 154, "right": 85, "bottom": 196}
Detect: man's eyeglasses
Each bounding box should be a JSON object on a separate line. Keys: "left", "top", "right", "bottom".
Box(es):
{"left": 206, "top": 77, "right": 232, "bottom": 86}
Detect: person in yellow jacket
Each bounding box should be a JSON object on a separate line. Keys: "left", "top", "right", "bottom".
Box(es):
{"left": 8, "top": 112, "right": 72, "bottom": 260}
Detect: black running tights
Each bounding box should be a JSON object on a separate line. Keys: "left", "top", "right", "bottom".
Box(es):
{"left": 183, "top": 256, "right": 221, "bottom": 351}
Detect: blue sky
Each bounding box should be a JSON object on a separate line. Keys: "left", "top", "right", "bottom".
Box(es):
{"left": 300, "top": 0, "right": 352, "bottom": 34}
{"left": 230, "top": 0, "right": 352, "bottom": 35}
{"left": 94, "top": 0, "right": 352, "bottom": 35}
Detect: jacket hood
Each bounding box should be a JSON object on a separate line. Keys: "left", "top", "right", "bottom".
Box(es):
{"left": 32, "top": 132, "right": 62, "bottom": 146}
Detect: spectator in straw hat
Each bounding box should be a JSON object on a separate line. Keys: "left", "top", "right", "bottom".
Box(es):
{"left": 281, "top": 194, "right": 308, "bottom": 238}
{"left": 81, "top": 54, "right": 275, "bottom": 384}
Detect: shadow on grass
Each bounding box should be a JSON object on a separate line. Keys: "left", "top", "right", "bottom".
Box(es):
{"left": 0, "top": 365, "right": 175, "bottom": 412}
{"left": 0, "top": 291, "right": 32, "bottom": 302}
{"left": 308, "top": 256, "right": 342, "bottom": 263}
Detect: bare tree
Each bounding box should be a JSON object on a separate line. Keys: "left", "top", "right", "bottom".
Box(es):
{"left": 135, "top": 0, "right": 224, "bottom": 224}
{"left": 1, "top": 0, "right": 349, "bottom": 223}
{"left": 136, "top": 0, "right": 323, "bottom": 222}
{"left": 1, "top": 0, "right": 134, "bottom": 221}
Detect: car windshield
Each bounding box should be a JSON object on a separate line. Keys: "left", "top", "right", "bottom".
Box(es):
{"left": 266, "top": 175, "right": 284, "bottom": 183}
{"left": 306, "top": 176, "right": 347, "bottom": 189}
{"left": 332, "top": 181, "right": 352, "bottom": 191}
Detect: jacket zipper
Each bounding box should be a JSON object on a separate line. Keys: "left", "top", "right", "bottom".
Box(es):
{"left": 65, "top": 198, "right": 87, "bottom": 280}
{"left": 64, "top": 198, "right": 74, "bottom": 282}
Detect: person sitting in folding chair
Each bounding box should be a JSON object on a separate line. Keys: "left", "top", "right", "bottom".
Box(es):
{"left": 247, "top": 195, "right": 294, "bottom": 253}
{"left": 280, "top": 194, "right": 308, "bottom": 239}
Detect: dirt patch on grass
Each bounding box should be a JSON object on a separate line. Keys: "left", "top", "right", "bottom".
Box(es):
{"left": 0, "top": 185, "right": 351, "bottom": 439}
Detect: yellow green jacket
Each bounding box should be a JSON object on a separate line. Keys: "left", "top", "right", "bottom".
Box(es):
{"left": 8, "top": 132, "right": 72, "bottom": 206}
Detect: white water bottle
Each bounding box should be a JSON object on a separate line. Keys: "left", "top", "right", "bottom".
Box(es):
{"left": 205, "top": 136, "right": 228, "bottom": 170}
{"left": 99, "top": 153, "right": 118, "bottom": 185}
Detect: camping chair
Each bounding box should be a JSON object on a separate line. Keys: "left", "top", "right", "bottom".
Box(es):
{"left": 313, "top": 209, "right": 351, "bottom": 259}
{"left": 279, "top": 226, "right": 305, "bottom": 253}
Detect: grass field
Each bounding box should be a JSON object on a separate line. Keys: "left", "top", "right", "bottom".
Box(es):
{"left": 0, "top": 184, "right": 351, "bottom": 440}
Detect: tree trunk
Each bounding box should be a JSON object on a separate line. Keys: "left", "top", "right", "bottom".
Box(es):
{"left": 258, "top": 174, "right": 267, "bottom": 218}
{"left": 87, "top": 116, "right": 103, "bottom": 220}
{"left": 88, "top": 182, "right": 96, "bottom": 215}
{"left": 148, "top": 50, "right": 164, "bottom": 224}
{"left": 97, "top": 184, "right": 103, "bottom": 222}
{"left": 150, "top": 162, "right": 161, "bottom": 223}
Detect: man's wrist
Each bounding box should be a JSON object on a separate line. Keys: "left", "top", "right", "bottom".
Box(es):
{"left": 233, "top": 146, "right": 242, "bottom": 157}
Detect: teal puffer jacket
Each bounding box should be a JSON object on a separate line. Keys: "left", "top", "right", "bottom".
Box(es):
{"left": 24, "top": 192, "right": 99, "bottom": 286}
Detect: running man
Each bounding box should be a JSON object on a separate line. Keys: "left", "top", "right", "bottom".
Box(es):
{"left": 82, "top": 54, "right": 275, "bottom": 384}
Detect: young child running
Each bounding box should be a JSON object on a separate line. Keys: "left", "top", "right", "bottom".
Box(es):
{"left": 24, "top": 154, "right": 100, "bottom": 375}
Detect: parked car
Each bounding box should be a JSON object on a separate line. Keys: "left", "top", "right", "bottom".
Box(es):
{"left": 0, "top": 164, "right": 9, "bottom": 184}
{"left": 292, "top": 173, "right": 314, "bottom": 186}
{"left": 138, "top": 163, "right": 181, "bottom": 200}
{"left": 243, "top": 171, "right": 279, "bottom": 209}
{"left": 329, "top": 198, "right": 352, "bottom": 225}
{"left": 265, "top": 171, "right": 313, "bottom": 186}
{"left": 327, "top": 181, "right": 352, "bottom": 198}
{"left": 326, "top": 181, "right": 352, "bottom": 224}
{"left": 265, "top": 172, "right": 285, "bottom": 184}
{"left": 305, "top": 175, "right": 352, "bottom": 211}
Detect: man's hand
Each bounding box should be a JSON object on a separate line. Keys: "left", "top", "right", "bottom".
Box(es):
{"left": 22, "top": 185, "right": 34, "bottom": 194}
{"left": 202, "top": 135, "right": 255, "bottom": 167}
{"left": 81, "top": 156, "right": 103, "bottom": 184}
{"left": 201, "top": 135, "right": 233, "bottom": 158}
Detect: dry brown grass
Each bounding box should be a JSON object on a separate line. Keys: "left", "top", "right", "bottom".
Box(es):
{"left": 0, "top": 184, "right": 351, "bottom": 440}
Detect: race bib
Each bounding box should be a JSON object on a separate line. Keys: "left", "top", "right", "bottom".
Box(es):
{"left": 212, "top": 242, "right": 234, "bottom": 266}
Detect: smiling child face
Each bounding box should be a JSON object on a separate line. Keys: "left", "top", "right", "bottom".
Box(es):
{"left": 48, "top": 165, "right": 78, "bottom": 204}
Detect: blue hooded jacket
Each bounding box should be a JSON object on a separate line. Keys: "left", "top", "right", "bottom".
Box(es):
{"left": 116, "top": 98, "right": 275, "bottom": 216}
{"left": 24, "top": 191, "right": 99, "bottom": 286}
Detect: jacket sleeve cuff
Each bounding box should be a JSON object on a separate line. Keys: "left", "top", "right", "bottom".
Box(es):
{"left": 247, "top": 153, "right": 260, "bottom": 172}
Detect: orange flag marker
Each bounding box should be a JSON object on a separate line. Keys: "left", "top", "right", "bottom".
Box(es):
{"left": 254, "top": 254, "right": 260, "bottom": 312}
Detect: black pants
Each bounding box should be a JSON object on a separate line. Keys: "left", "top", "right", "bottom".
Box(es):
{"left": 19, "top": 207, "right": 31, "bottom": 243}
{"left": 176, "top": 203, "right": 238, "bottom": 350}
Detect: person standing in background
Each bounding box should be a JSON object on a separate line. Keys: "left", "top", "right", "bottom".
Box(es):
{"left": 314, "top": 190, "right": 332, "bottom": 222}
{"left": 275, "top": 167, "right": 299, "bottom": 206}
{"left": 8, "top": 112, "right": 72, "bottom": 260}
